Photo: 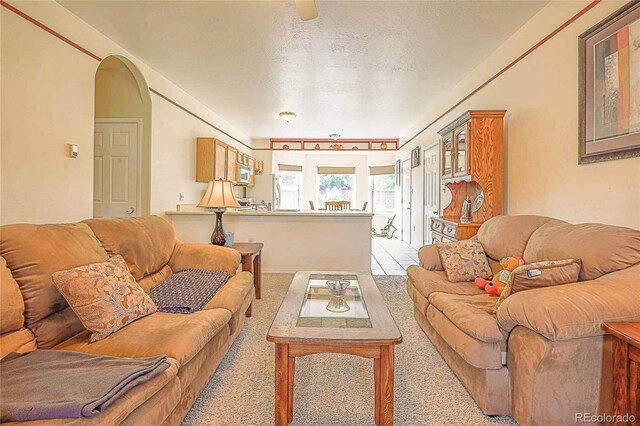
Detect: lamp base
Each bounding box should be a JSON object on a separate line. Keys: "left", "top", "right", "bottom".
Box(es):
{"left": 211, "top": 210, "right": 226, "bottom": 246}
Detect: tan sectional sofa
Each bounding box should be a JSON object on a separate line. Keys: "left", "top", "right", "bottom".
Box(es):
{"left": 0, "top": 215, "right": 255, "bottom": 425}
{"left": 407, "top": 215, "right": 640, "bottom": 426}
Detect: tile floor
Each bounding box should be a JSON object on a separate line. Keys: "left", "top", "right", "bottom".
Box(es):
{"left": 371, "top": 237, "right": 419, "bottom": 276}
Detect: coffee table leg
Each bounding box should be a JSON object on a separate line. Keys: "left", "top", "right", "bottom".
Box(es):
{"left": 254, "top": 252, "right": 262, "bottom": 299}
{"left": 380, "top": 345, "right": 394, "bottom": 426}
{"left": 288, "top": 356, "right": 295, "bottom": 423}
{"left": 275, "top": 343, "right": 289, "bottom": 426}
{"left": 374, "top": 357, "right": 381, "bottom": 425}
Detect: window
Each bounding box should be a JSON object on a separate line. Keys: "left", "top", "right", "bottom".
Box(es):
{"left": 317, "top": 174, "right": 355, "bottom": 207}
{"left": 276, "top": 171, "right": 302, "bottom": 210}
{"left": 371, "top": 174, "right": 395, "bottom": 213}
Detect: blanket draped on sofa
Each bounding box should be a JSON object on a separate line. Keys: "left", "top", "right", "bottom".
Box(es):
{"left": 148, "top": 269, "right": 230, "bottom": 314}
{"left": 0, "top": 350, "right": 169, "bottom": 421}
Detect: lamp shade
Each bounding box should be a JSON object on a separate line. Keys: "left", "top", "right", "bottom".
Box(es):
{"left": 198, "top": 180, "right": 240, "bottom": 209}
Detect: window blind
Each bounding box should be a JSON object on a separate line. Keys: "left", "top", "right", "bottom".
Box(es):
{"left": 317, "top": 166, "right": 356, "bottom": 175}
{"left": 278, "top": 164, "right": 303, "bottom": 172}
{"left": 369, "top": 165, "right": 395, "bottom": 176}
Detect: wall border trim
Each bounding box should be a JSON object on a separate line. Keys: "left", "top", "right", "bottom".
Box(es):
{"left": 1, "top": 0, "right": 102, "bottom": 61}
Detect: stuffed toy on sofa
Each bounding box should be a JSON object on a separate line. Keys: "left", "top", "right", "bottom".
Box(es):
{"left": 474, "top": 255, "right": 524, "bottom": 296}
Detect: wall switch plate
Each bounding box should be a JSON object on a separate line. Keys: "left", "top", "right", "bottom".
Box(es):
{"left": 67, "top": 144, "right": 78, "bottom": 158}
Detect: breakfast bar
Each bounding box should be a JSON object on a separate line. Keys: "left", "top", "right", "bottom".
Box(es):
{"left": 165, "top": 210, "right": 373, "bottom": 273}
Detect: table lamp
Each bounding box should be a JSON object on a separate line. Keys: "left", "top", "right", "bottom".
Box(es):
{"left": 198, "top": 180, "right": 240, "bottom": 246}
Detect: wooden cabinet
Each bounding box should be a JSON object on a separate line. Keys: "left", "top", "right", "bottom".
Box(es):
{"left": 248, "top": 157, "right": 255, "bottom": 187}
{"left": 227, "top": 146, "right": 238, "bottom": 183}
{"left": 196, "top": 138, "right": 219, "bottom": 183}
{"left": 214, "top": 140, "right": 227, "bottom": 181}
{"left": 196, "top": 137, "right": 259, "bottom": 185}
{"left": 430, "top": 217, "right": 481, "bottom": 244}
{"left": 434, "top": 110, "right": 506, "bottom": 241}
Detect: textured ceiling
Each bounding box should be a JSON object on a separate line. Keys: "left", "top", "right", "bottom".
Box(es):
{"left": 59, "top": 0, "right": 548, "bottom": 139}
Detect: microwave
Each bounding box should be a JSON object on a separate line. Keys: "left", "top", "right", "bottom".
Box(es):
{"left": 237, "top": 164, "right": 251, "bottom": 185}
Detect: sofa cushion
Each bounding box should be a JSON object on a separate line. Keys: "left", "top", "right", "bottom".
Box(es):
{"left": 1, "top": 257, "right": 25, "bottom": 334}
{"left": 83, "top": 216, "right": 175, "bottom": 281}
{"left": 429, "top": 293, "right": 506, "bottom": 343}
{"left": 477, "top": 215, "right": 560, "bottom": 261}
{"left": 137, "top": 264, "right": 173, "bottom": 292}
{"left": 203, "top": 271, "right": 253, "bottom": 333}
{"left": 523, "top": 221, "right": 640, "bottom": 281}
{"left": 54, "top": 309, "right": 231, "bottom": 367}
{"left": 426, "top": 293, "right": 506, "bottom": 370}
{"left": 418, "top": 244, "right": 443, "bottom": 271}
{"left": 52, "top": 255, "right": 157, "bottom": 342}
{"left": 495, "top": 259, "right": 581, "bottom": 311}
{"left": 437, "top": 239, "right": 492, "bottom": 282}
{"left": 406, "top": 266, "right": 485, "bottom": 307}
{"left": 0, "top": 223, "right": 109, "bottom": 348}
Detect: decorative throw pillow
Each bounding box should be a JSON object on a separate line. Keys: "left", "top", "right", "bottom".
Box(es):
{"left": 436, "top": 239, "right": 492, "bottom": 282}
{"left": 52, "top": 255, "right": 156, "bottom": 342}
{"left": 495, "top": 258, "right": 581, "bottom": 311}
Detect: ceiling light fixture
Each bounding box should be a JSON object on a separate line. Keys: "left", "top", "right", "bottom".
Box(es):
{"left": 329, "top": 133, "right": 341, "bottom": 140}
{"left": 279, "top": 111, "right": 297, "bottom": 122}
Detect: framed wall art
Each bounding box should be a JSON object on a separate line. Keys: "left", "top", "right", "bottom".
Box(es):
{"left": 579, "top": 1, "right": 640, "bottom": 164}
{"left": 411, "top": 147, "right": 421, "bottom": 168}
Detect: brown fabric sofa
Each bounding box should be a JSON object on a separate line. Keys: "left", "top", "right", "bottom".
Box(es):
{"left": 0, "top": 215, "right": 254, "bottom": 425}
{"left": 407, "top": 215, "right": 640, "bottom": 426}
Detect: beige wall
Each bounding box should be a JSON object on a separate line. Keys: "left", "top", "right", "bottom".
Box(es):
{"left": 398, "top": 1, "right": 640, "bottom": 234}
{"left": 0, "top": 0, "right": 251, "bottom": 225}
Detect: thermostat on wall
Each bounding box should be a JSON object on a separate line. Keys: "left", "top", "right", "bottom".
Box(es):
{"left": 67, "top": 144, "right": 78, "bottom": 158}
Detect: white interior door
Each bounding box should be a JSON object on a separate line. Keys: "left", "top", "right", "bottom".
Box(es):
{"left": 423, "top": 144, "right": 439, "bottom": 244}
{"left": 401, "top": 159, "right": 411, "bottom": 244}
{"left": 94, "top": 121, "right": 139, "bottom": 218}
{"left": 411, "top": 159, "right": 423, "bottom": 249}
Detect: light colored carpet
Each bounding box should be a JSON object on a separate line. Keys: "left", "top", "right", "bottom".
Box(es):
{"left": 183, "top": 274, "right": 516, "bottom": 426}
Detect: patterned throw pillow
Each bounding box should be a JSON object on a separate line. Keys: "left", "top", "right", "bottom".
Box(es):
{"left": 52, "top": 255, "right": 156, "bottom": 342}
{"left": 495, "top": 258, "right": 581, "bottom": 311}
{"left": 437, "top": 239, "right": 492, "bottom": 282}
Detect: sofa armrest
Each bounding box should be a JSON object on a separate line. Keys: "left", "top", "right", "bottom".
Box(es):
{"left": 169, "top": 241, "right": 241, "bottom": 276}
{"left": 418, "top": 244, "right": 443, "bottom": 271}
{"left": 497, "top": 263, "right": 640, "bottom": 341}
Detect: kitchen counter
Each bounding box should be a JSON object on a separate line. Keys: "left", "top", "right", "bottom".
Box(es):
{"left": 166, "top": 209, "right": 373, "bottom": 217}
{"left": 165, "top": 208, "right": 372, "bottom": 273}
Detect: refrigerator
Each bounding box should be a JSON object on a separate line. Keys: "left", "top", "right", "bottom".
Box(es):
{"left": 250, "top": 174, "right": 281, "bottom": 209}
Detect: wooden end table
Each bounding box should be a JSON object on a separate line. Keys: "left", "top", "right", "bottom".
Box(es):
{"left": 267, "top": 271, "right": 402, "bottom": 425}
{"left": 232, "top": 242, "right": 263, "bottom": 299}
{"left": 603, "top": 322, "right": 640, "bottom": 426}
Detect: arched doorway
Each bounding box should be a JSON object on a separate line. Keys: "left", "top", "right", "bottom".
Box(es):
{"left": 93, "top": 55, "right": 151, "bottom": 217}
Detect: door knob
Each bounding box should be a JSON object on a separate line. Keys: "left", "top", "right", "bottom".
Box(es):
{"left": 126, "top": 207, "right": 135, "bottom": 215}
{"left": 432, "top": 210, "right": 438, "bottom": 215}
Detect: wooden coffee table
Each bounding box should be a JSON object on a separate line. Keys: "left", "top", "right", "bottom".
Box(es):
{"left": 267, "top": 271, "right": 402, "bottom": 426}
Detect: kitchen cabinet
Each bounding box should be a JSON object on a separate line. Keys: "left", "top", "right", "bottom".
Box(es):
{"left": 196, "top": 137, "right": 261, "bottom": 185}
{"left": 227, "top": 146, "right": 238, "bottom": 183}
{"left": 248, "top": 157, "right": 255, "bottom": 187}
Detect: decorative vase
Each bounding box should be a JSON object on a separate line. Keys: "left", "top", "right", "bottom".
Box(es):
{"left": 315, "top": 144, "right": 320, "bottom": 150}
{"left": 380, "top": 142, "right": 388, "bottom": 150}
{"left": 325, "top": 279, "right": 351, "bottom": 312}
{"left": 211, "top": 210, "right": 227, "bottom": 246}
